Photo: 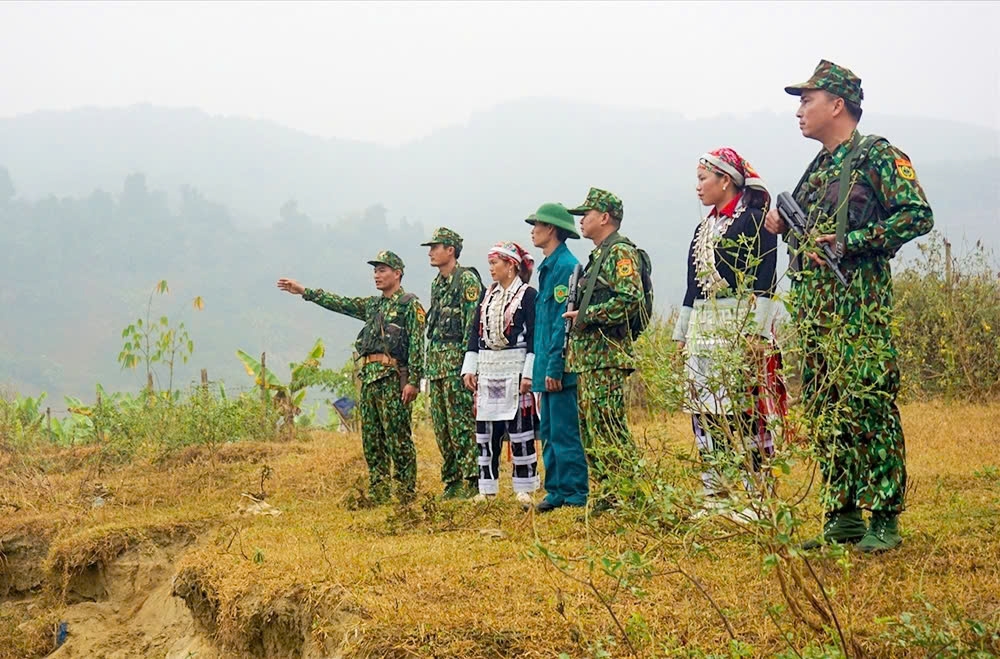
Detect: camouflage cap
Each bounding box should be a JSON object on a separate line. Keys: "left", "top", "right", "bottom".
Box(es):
{"left": 367, "top": 250, "right": 405, "bottom": 272}
{"left": 420, "top": 226, "right": 463, "bottom": 249}
{"left": 524, "top": 202, "right": 580, "bottom": 239}
{"left": 566, "top": 187, "right": 624, "bottom": 221}
{"left": 785, "top": 59, "right": 864, "bottom": 106}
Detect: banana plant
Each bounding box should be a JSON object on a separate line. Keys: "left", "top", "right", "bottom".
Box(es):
{"left": 236, "top": 338, "right": 327, "bottom": 411}
{"left": 12, "top": 392, "right": 47, "bottom": 431}
{"left": 49, "top": 396, "right": 97, "bottom": 446}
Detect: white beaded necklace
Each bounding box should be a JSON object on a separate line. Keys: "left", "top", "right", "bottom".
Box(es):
{"left": 693, "top": 193, "right": 747, "bottom": 297}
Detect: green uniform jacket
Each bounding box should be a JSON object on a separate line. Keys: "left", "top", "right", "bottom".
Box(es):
{"left": 793, "top": 129, "right": 933, "bottom": 264}
{"left": 532, "top": 242, "right": 579, "bottom": 389}
{"left": 425, "top": 265, "right": 483, "bottom": 381}
{"left": 790, "top": 130, "right": 934, "bottom": 330}
{"left": 566, "top": 232, "right": 643, "bottom": 373}
{"left": 303, "top": 287, "right": 425, "bottom": 386}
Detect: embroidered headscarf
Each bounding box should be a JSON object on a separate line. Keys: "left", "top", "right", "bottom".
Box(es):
{"left": 694, "top": 148, "right": 771, "bottom": 297}
{"left": 488, "top": 241, "right": 533, "bottom": 267}
{"left": 488, "top": 241, "right": 534, "bottom": 283}
{"left": 698, "top": 147, "right": 770, "bottom": 211}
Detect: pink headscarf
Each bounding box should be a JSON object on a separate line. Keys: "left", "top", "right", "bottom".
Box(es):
{"left": 699, "top": 147, "right": 771, "bottom": 210}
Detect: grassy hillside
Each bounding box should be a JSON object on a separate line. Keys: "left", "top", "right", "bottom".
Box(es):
{"left": 1, "top": 402, "right": 998, "bottom": 657}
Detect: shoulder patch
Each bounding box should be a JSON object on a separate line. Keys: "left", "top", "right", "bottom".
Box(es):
{"left": 464, "top": 284, "right": 480, "bottom": 302}
{"left": 616, "top": 258, "right": 635, "bottom": 278}
{"left": 553, "top": 284, "right": 568, "bottom": 303}
{"left": 415, "top": 306, "right": 426, "bottom": 324}
{"left": 894, "top": 158, "right": 916, "bottom": 181}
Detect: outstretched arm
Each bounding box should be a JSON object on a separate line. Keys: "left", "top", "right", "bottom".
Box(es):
{"left": 277, "top": 276, "right": 370, "bottom": 321}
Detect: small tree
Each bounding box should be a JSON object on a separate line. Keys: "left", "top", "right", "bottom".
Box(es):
{"left": 117, "top": 280, "right": 204, "bottom": 394}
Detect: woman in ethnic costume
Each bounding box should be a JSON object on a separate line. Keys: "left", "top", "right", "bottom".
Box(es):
{"left": 672, "top": 147, "right": 786, "bottom": 518}
{"left": 461, "top": 241, "right": 540, "bottom": 505}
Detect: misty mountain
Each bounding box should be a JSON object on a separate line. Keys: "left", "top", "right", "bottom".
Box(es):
{"left": 1, "top": 100, "right": 997, "bottom": 402}
{"left": 2, "top": 99, "right": 996, "bottom": 231}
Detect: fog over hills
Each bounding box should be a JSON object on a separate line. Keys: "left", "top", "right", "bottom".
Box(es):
{"left": 1, "top": 100, "right": 996, "bottom": 402}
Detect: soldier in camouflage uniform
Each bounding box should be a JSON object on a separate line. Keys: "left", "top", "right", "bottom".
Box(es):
{"left": 422, "top": 227, "right": 483, "bottom": 499}
{"left": 564, "top": 188, "right": 644, "bottom": 512}
{"left": 277, "top": 250, "right": 425, "bottom": 505}
{"left": 765, "top": 60, "right": 934, "bottom": 552}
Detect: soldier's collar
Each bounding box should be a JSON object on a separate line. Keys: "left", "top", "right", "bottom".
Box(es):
{"left": 597, "top": 230, "right": 620, "bottom": 249}
{"left": 437, "top": 263, "right": 460, "bottom": 281}
{"left": 829, "top": 129, "right": 862, "bottom": 165}
{"left": 540, "top": 242, "right": 567, "bottom": 267}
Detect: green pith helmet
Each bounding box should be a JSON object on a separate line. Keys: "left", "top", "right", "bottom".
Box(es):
{"left": 525, "top": 202, "right": 580, "bottom": 239}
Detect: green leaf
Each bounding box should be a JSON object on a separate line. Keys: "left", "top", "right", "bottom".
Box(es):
{"left": 308, "top": 338, "right": 325, "bottom": 361}
{"left": 237, "top": 349, "right": 262, "bottom": 377}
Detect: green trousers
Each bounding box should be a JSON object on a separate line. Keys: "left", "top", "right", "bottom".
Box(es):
{"left": 428, "top": 375, "right": 477, "bottom": 486}
{"left": 578, "top": 368, "right": 637, "bottom": 485}
{"left": 539, "top": 388, "right": 589, "bottom": 506}
{"left": 359, "top": 375, "right": 417, "bottom": 501}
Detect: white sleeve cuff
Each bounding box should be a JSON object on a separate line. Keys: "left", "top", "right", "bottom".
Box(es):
{"left": 753, "top": 297, "right": 775, "bottom": 338}
{"left": 672, "top": 306, "right": 693, "bottom": 342}
{"left": 522, "top": 353, "right": 535, "bottom": 380}
{"left": 461, "top": 351, "right": 479, "bottom": 375}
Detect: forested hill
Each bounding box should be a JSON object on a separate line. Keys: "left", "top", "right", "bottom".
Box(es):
{"left": 1, "top": 100, "right": 997, "bottom": 402}
{"left": 0, "top": 176, "right": 439, "bottom": 402}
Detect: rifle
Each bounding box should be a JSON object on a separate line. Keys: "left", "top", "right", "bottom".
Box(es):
{"left": 776, "top": 192, "right": 850, "bottom": 287}
{"left": 563, "top": 264, "right": 583, "bottom": 356}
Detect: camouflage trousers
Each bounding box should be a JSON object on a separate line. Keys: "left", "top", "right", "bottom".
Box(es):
{"left": 793, "top": 265, "right": 907, "bottom": 514}
{"left": 578, "top": 368, "right": 638, "bottom": 487}
{"left": 360, "top": 374, "right": 417, "bottom": 503}
{"left": 427, "top": 375, "right": 477, "bottom": 486}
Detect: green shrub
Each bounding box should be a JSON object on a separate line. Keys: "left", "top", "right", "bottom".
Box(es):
{"left": 894, "top": 232, "right": 1000, "bottom": 400}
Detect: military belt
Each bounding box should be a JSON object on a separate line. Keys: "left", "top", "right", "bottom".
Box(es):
{"left": 360, "top": 353, "right": 399, "bottom": 367}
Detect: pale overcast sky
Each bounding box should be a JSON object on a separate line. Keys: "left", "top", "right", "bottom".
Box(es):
{"left": 1, "top": 1, "right": 997, "bottom": 145}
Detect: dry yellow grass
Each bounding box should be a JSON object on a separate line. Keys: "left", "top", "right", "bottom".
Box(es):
{"left": 1, "top": 401, "right": 998, "bottom": 657}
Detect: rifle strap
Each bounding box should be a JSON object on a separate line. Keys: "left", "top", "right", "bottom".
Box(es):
{"left": 834, "top": 133, "right": 880, "bottom": 256}
{"left": 577, "top": 232, "right": 622, "bottom": 325}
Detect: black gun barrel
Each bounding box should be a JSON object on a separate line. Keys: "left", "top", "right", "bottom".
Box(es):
{"left": 776, "top": 192, "right": 850, "bottom": 287}
{"left": 562, "top": 264, "right": 583, "bottom": 355}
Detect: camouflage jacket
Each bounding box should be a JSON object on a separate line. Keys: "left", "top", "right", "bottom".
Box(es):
{"left": 791, "top": 130, "right": 933, "bottom": 265}
{"left": 566, "top": 233, "right": 643, "bottom": 373}
{"left": 302, "top": 287, "right": 425, "bottom": 386}
{"left": 424, "top": 265, "right": 483, "bottom": 380}
{"left": 789, "top": 130, "right": 933, "bottom": 330}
